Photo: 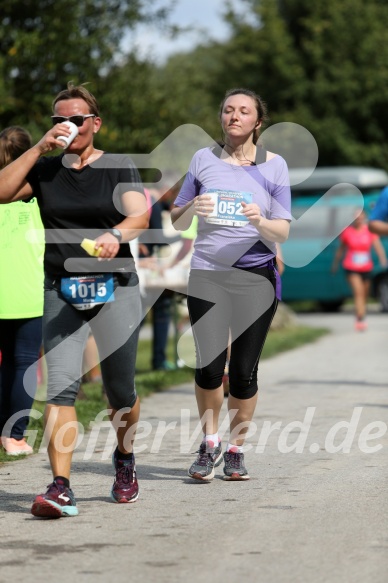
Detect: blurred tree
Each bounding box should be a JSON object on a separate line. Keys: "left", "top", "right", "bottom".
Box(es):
{"left": 0, "top": 0, "right": 170, "bottom": 136}
{"left": 97, "top": 55, "right": 165, "bottom": 154}
{"left": 3, "top": 0, "right": 388, "bottom": 171}
{"left": 106, "top": 0, "right": 388, "bottom": 168}
{"left": 96, "top": 46, "right": 218, "bottom": 155}
{"left": 212, "top": 0, "right": 388, "bottom": 167}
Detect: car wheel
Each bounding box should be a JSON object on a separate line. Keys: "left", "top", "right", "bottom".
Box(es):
{"left": 318, "top": 300, "right": 344, "bottom": 312}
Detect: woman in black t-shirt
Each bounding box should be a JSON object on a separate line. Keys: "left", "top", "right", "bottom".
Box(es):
{"left": 0, "top": 83, "right": 149, "bottom": 517}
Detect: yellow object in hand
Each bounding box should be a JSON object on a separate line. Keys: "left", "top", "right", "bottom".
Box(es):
{"left": 80, "top": 238, "right": 102, "bottom": 257}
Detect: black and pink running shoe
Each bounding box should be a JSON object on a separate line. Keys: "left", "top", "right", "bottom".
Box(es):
{"left": 31, "top": 479, "right": 78, "bottom": 518}
{"left": 111, "top": 454, "right": 139, "bottom": 503}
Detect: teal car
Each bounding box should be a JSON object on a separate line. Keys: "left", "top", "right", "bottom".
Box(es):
{"left": 281, "top": 167, "right": 388, "bottom": 310}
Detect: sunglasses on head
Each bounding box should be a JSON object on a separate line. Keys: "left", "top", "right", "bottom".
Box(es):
{"left": 51, "top": 114, "right": 95, "bottom": 127}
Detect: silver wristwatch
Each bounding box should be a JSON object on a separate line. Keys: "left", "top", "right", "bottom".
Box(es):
{"left": 108, "top": 228, "right": 122, "bottom": 243}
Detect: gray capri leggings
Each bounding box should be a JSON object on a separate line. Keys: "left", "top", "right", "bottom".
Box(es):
{"left": 43, "top": 272, "right": 142, "bottom": 409}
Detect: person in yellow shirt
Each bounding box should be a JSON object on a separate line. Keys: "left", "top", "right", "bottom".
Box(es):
{"left": 0, "top": 127, "right": 44, "bottom": 455}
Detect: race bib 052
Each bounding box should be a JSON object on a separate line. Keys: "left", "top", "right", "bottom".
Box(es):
{"left": 205, "top": 189, "right": 252, "bottom": 226}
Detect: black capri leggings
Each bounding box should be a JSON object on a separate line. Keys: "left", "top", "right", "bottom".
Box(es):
{"left": 187, "top": 267, "right": 278, "bottom": 400}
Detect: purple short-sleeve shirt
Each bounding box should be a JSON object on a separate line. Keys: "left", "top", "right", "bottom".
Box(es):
{"left": 174, "top": 148, "right": 292, "bottom": 270}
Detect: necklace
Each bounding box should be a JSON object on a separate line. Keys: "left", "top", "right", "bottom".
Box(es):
{"left": 222, "top": 144, "right": 256, "bottom": 166}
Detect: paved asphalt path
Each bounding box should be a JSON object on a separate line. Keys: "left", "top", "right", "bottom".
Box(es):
{"left": 0, "top": 311, "right": 387, "bottom": 583}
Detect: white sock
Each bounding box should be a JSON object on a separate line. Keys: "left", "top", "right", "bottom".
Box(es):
{"left": 204, "top": 433, "right": 219, "bottom": 448}
{"left": 227, "top": 443, "right": 243, "bottom": 453}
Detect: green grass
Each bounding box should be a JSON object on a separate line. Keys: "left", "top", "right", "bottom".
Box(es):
{"left": 0, "top": 324, "right": 327, "bottom": 462}
{"left": 261, "top": 325, "right": 327, "bottom": 359}
{"left": 286, "top": 300, "right": 320, "bottom": 313}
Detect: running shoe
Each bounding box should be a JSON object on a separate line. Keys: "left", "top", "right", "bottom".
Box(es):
{"left": 31, "top": 479, "right": 79, "bottom": 518}
{"left": 2, "top": 437, "right": 33, "bottom": 456}
{"left": 223, "top": 451, "right": 250, "bottom": 481}
{"left": 111, "top": 454, "right": 139, "bottom": 503}
{"left": 188, "top": 441, "right": 223, "bottom": 481}
{"left": 355, "top": 320, "right": 367, "bottom": 331}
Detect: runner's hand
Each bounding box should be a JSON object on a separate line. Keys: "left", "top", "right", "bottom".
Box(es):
{"left": 241, "top": 201, "right": 262, "bottom": 227}
{"left": 193, "top": 195, "right": 214, "bottom": 217}
{"left": 35, "top": 124, "right": 75, "bottom": 154}
{"left": 95, "top": 233, "right": 120, "bottom": 260}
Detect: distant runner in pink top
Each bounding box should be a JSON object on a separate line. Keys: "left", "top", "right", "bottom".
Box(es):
{"left": 332, "top": 210, "right": 387, "bottom": 330}
{"left": 341, "top": 222, "right": 377, "bottom": 272}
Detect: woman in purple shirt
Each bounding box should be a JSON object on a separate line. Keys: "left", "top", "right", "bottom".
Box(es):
{"left": 171, "top": 88, "right": 292, "bottom": 481}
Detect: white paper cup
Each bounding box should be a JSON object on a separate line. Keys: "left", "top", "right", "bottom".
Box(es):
{"left": 57, "top": 121, "right": 79, "bottom": 148}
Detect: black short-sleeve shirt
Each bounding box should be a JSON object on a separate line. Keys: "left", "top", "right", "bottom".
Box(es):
{"left": 26, "top": 152, "right": 144, "bottom": 276}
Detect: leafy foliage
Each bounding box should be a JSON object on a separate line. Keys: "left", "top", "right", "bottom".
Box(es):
{"left": 210, "top": 0, "right": 388, "bottom": 166}
{"left": 1, "top": 0, "right": 388, "bottom": 169}
{"left": 0, "top": 0, "right": 169, "bottom": 133}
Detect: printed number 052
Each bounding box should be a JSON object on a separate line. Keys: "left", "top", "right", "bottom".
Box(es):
{"left": 218, "top": 200, "right": 243, "bottom": 215}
